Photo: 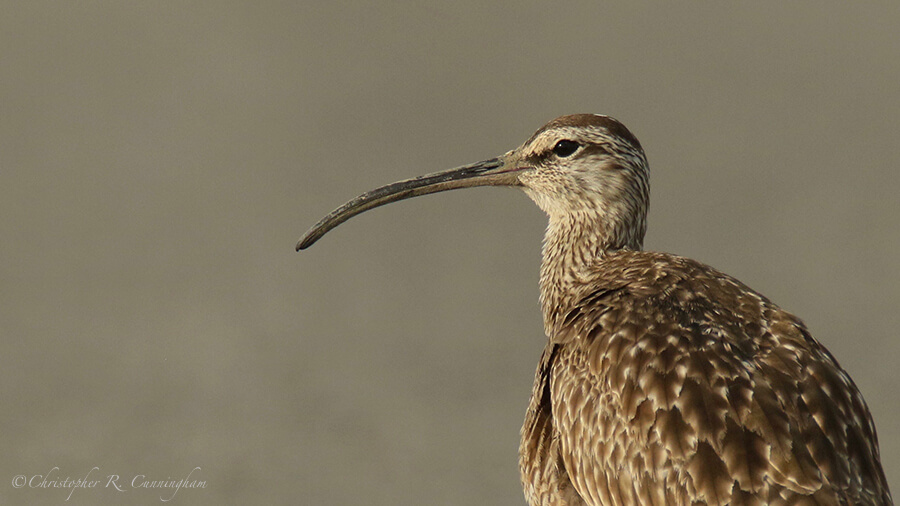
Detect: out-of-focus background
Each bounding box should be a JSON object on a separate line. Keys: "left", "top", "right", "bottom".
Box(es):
{"left": 2, "top": 2, "right": 898, "bottom": 504}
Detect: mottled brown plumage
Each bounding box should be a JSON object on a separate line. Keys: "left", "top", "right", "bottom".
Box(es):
{"left": 297, "top": 114, "right": 893, "bottom": 505}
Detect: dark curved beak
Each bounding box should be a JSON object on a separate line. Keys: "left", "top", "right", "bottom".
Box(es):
{"left": 297, "top": 156, "right": 521, "bottom": 250}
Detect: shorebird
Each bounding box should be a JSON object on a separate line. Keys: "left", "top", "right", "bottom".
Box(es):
{"left": 297, "top": 114, "right": 893, "bottom": 505}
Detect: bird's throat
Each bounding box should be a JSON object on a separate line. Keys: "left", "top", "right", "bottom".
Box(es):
{"left": 539, "top": 212, "right": 635, "bottom": 335}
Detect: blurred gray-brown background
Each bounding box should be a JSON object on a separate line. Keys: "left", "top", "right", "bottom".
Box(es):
{"left": 2, "top": 2, "right": 898, "bottom": 504}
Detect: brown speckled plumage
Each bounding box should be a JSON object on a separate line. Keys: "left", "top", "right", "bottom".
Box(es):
{"left": 522, "top": 251, "right": 891, "bottom": 505}
{"left": 298, "top": 114, "right": 893, "bottom": 505}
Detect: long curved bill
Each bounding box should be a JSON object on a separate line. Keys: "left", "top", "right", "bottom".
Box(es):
{"left": 297, "top": 156, "right": 521, "bottom": 250}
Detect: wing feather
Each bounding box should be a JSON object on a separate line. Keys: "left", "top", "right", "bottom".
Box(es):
{"left": 526, "top": 252, "right": 892, "bottom": 505}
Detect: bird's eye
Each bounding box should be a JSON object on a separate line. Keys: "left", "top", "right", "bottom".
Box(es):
{"left": 552, "top": 140, "right": 579, "bottom": 158}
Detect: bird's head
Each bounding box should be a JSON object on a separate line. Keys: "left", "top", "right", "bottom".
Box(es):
{"left": 297, "top": 114, "right": 649, "bottom": 252}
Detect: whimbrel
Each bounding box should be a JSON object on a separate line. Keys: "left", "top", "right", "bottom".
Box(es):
{"left": 297, "top": 114, "right": 893, "bottom": 505}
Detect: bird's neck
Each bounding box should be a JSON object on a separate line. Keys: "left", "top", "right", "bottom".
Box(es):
{"left": 539, "top": 212, "right": 637, "bottom": 335}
